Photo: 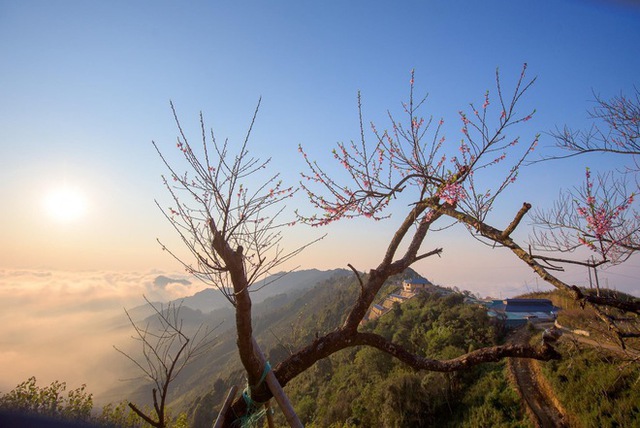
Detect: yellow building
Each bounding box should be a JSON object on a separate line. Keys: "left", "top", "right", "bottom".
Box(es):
{"left": 402, "top": 277, "right": 433, "bottom": 293}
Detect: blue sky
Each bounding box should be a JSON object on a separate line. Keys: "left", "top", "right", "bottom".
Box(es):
{"left": 1, "top": 0, "right": 640, "bottom": 296}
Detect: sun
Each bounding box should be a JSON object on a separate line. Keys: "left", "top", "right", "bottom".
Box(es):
{"left": 44, "top": 186, "right": 88, "bottom": 222}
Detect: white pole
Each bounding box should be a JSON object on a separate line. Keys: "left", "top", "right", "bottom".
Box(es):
{"left": 212, "top": 385, "right": 238, "bottom": 428}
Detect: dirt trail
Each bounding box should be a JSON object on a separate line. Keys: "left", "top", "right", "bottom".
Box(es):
{"left": 508, "top": 328, "right": 568, "bottom": 428}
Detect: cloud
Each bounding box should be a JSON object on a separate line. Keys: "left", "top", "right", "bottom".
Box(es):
{"left": 0, "top": 269, "right": 52, "bottom": 278}
{"left": 0, "top": 268, "right": 207, "bottom": 403}
{"left": 153, "top": 275, "right": 192, "bottom": 288}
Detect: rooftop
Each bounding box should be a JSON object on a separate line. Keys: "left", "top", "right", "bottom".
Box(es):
{"left": 404, "top": 277, "right": 431, "bottom": 285}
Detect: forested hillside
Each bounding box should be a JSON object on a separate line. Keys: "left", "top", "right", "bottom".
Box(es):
{"left": 173, "top": 270, "right": 528, "bottom": 427}
{"left": 180, "top": 277, "right": 640, "bottom": 427}
{"left": 105, "top": 269, "right": 352, "bottom": 407}
{"left": 280, "top": 292, "right": 530, "bottom": 427}
{"left": 183, "top": 269, "right": 382, "bottom": 426}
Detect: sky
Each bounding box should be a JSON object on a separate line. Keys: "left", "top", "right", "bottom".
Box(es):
{"left": 1, "top": 0, "right": 640, "bottom": 397}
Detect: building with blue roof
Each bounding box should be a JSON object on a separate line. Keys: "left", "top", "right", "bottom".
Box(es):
{"left": 485, "top": 298, "right": 559, "bottom": 328}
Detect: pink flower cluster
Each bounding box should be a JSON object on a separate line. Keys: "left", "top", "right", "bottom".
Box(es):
{"left": 437, "top": 182, "right": 466, "bottom": 205}
{"left": 576, "top": 205, "right": 614, "bottom": 239}
{"left": 575, "top": 168, "right": 635, "bottom": 254}
{"left": 459, "top": 111, "right": 470, "bottom": 137}
{"left": 176, "top": 141, "right": 188, "bottom": 153}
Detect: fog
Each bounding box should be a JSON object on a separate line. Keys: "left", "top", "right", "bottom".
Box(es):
{"left": 0, "top": 268, "right": 207, "bottom": 404}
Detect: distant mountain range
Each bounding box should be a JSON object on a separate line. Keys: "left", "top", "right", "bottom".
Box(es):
{"left": 105, "top": 266, "right": 434, "bottom": 422}
{"left": 103, "top": 268, "right": 355, "bottom": 405}
{"left": 170, "top": 268, "right": 352, "bottom": 314}
{"left": 118, "top": 268, "right": 352, "bottom": 326}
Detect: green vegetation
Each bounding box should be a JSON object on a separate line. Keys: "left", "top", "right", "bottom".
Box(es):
{"left": 0, "top": 376, "right": 93, "bottom": 422}
{"left": 541, "top": 341, "right": 640, "bottom": 427}
{"left": 0, "top": 377, "right": 189, "bottom": 427}
{"left": 278, "top": 292, "right": 531, "bottom": 427}
{"left": 172, "top": 272, "right": 535, "bottom": 427}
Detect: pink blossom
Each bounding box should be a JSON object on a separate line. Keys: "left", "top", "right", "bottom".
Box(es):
{"left": 578, "top": 236, "right": 596, "bottom": 250}
{"left": 437, "top": 182, "right": 466, "bottom": 205}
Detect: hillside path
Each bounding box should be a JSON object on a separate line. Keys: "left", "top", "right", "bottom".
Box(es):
{"left": 508, "top": 328, "right": 568, "bottom": 428}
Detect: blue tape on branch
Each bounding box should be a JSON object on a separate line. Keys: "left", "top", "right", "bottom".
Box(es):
{"left": 235, "top": 362, "right": 273, "bottom": 428}
{"left": 258, "top": 361, "right": 271, "bottom": 387}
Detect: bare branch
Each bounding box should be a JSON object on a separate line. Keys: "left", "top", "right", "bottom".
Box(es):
{"left": 502, "top": 202, "right": 531, "bottom": 239}
{"left": 347, "top": 263, "right": 364, "bottom": 290}
{"left": 543, "top": 88, "right": 640, "bottom": 161}
{"left": 116, "top": 297, "right": 218, "bottom": 428}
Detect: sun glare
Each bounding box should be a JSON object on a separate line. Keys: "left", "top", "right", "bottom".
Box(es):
{"left": 44, "top": 186, "right": 88, "bottom": 222}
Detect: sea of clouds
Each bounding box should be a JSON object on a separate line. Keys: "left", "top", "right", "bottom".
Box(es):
{"left": 0, "top": 268, "right": 207, "bottom": 404}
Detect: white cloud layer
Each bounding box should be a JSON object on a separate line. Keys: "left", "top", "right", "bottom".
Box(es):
{"left": 0, "top": 268, "right": 207, "bottom": 403}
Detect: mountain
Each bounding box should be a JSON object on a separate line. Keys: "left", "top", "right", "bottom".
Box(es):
{"left": 179, "top": 268, "right": 428, "bottom": 426}
{"left": 105, "top": 267, "right": 436, "bottom": 407}
{"left": 104, "top": 268, "right": 353, "bottom": 406}
{"left": 123, "top": 269, "right": 352, "bottom": 317}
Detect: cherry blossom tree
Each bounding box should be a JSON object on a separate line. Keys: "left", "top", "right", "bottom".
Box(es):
{"left": 155, "top": 65, "right": 566, "bottom": 426}
{"left": 532, "top": 89, "right": 640, "bottom": 262}
{"left": 531, "top": 169, "right": 638, "bottom": 266}
{"left": 528, "top": 89, "right": 640, "bottom": 349}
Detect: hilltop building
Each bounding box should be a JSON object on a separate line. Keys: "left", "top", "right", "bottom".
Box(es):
{"left": 363, "top": 276, "right": 435, "bottom": 323}
{"left": 485, "top": 298, "right": 559, "bottom": 328}
{"left": 402, "top": 277, "right": 435, "bottom": 293}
